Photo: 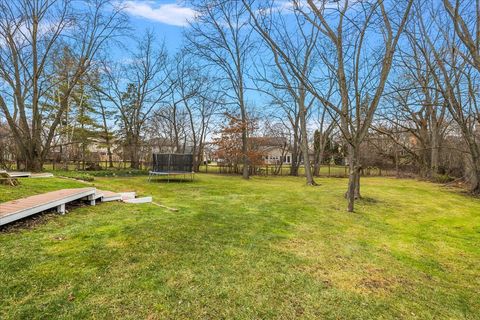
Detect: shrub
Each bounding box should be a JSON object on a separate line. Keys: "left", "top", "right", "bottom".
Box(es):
{"left": 55, "top": 171, "right": 95, "bottom": 182}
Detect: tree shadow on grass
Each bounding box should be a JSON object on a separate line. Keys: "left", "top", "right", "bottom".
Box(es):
{"left": 148, "top": 178, "right": 196, "bottom": 184}
{"left": 357, "top": 197, "right": 380, "bottom": 204}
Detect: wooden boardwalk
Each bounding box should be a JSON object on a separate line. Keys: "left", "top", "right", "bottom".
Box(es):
{"left": 0, "top": 188, "right": 97, "bottom": 226}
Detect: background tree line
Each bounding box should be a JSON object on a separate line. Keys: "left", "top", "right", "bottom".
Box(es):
{"left": 0, "top": 0, "right": 478, "bottom": 211}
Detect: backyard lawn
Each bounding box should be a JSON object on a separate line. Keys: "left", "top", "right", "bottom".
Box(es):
{"left": 1, "top": 174, "right": 479, "bottom": 319}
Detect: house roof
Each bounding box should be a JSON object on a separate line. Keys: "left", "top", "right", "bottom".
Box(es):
{"left": 249, "top": 136, "right": 288, "bottom": 147}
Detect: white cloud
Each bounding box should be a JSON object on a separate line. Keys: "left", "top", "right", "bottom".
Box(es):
{"left": 124, "top": 1, "right": 196, "bottom": 27}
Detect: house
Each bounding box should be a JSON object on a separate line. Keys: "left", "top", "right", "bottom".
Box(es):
{"left": 250, "top": 137, "right": 293, "bottom": 165}
{"left": 148, "top": 137, "right": 197, "bottom": 154}
{"left": 87, "top": 140, "right": 122, "bottom": 162}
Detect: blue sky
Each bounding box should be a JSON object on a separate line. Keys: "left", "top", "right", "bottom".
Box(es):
{"left": 119, "top": 0, "right": 269, "bottom": 107}
{"left": 121, "top": 0, "right": 194, "bottom": 52}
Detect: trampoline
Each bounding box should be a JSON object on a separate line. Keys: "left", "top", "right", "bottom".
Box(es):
{"left": 148, "top": 153, "right": 195, "bottom": 182}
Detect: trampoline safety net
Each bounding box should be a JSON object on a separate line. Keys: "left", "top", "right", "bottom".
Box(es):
{"left": 151, "top": 154, "right": 194, "bottom": 173}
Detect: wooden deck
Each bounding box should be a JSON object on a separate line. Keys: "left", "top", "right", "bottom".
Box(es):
{"left": 0, "top": 188, "right": 96, "bottom": 226}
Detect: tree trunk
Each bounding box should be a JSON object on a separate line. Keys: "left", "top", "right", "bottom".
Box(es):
{"left": 470, "top": 168, "right": 480, "bottom": 195}
{"left": 82, "top": 142, "right": 86, "bottom": 171}
{"left": 25, "top": 157, "right": 43, "bottom": 172}
{"left": 130, "top": 150, "right": 140, "bottom": 169}
{"left": 60, "top": 145, "right": 68, "bottom": 170}
{"left": 313, "top": 143, "right": 325, "bottom": 177}
{"left": 241, "top": 117, "right": 249, "bottom": 180}
{"left": 395, "top": 149, "right": 400, "bottom": 178}
{"left": 290, "top": 138, "right": 299, "bottom": 176}
{"left": 107, "top": 148, "right": 114, "bottom": 168}
{"left": 354, "top": 166, "right": 361, "bottom": 199}
{"left": 129, "top": 134, "right": 140, "bottom": 170}
{"left": 346, "top": 144, "right": 361, "bottom": 212}
{"left": 467, "top": 149, "right": 480, "bottom": 195}
{"left": 23, "top": 142, "right": 43, "bottom": 172}
{"left": 299, "top": 99, "right": 316, "bottom": 186}
{"left": 430, "top": 131, "right": 440, "bottom": 176}
{"left": 347, "top": 169, "right": 356, "bottom": 212}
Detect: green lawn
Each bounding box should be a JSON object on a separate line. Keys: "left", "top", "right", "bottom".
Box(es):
{"left": 197, "top": 164, "right": 387, "bottom": 177}
{"left": 1, "top": 175, "right": 479, "bottom": 319}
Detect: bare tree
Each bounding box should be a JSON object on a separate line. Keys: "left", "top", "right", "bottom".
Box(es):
{"left": 413, "top": 1, "right": 480, "bottom": 193}
{"left": 313, "top": 106, "right": 336, "bottom": 177}
{"left": 254, "top": 76, "right": 302, "bottom": 176}
{"left": 250, "top": 4, "right": 321, "bottom": 185}
{"left": 96, "top": 32, "right": 171, "bottom": 169}
{"left": 186, "top": 0, "right": 254, "bottom": 179}
{"left": 0, "top": 0, "right": 127, "bottom": 171}
{"left": 171, "top": 53, "right": 220, "bottom": 170}
{"left": 96, "top": 95, "right": 115, "bottom": 168}
{"left": 245, "top": 0, "right": 413, "bottom": 211}
{"left": 442, "top": 0, "right": 480, "bottom": 71}
{"left": 378, "top": 34, "right": 451, "bottom": 178}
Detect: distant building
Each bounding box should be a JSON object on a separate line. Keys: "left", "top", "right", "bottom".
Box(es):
{"left": 250, "top": 137, "right": 293, "bottom": 165}
{"left": 148, "top": 137, "right": 196, "bottom": 154}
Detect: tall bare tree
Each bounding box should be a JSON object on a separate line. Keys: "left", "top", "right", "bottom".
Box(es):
{"left": 378, "top": 33, "right": 451, "bottom": 178}
{"left": 0, "top": 0, "right": 127, "bottom": 171}
{"left": 245, "top": 0, "right": 413, "bottom": 211}
{"left": 174, "top": 54, "right": 219, "bottom": 169}
{"left": 253, "top": 73, "right": 302, "bottom": 176}
{"left": 95, "top": 32, "right": 171, "bottom": 169}
{"left": 186, "top": 0, "right": 254, "bottom": 179}
{"left": 413, "top": 1, "right": 480, "bottom": 193}
{"left": 313, "top": 106, "right": 336, "bottom": 177}
{"left": 442, "top": 0, "right": 480, "bottom": 71}
{"left": 250, "top": 4, "right": 321, "bottom": 185}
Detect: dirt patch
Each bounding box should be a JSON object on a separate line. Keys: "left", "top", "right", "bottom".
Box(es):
{"left": 355, "top": 267, "right": 409, "bottom": 294}
{"left": 359, "top": 276, "right": 393, "bottom": 290}
{"left": 293, "top": 260, "right": 409, "bottom": 296}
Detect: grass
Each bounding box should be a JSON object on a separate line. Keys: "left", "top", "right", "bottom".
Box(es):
{"left": 5, "top": 161, "right": 388, "bottom": 177}
{"left": 51, "top": 169, "right": 150, "bottom": 182}
{"left": 1, "top": 174, "right": 479, "bottom": 319}
{"left": 198, "top": 164, "right": 387, "bottom": 177}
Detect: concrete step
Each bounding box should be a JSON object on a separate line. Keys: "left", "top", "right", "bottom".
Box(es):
{"left": 96, "top": 190, "right": 122, "bottom": 202}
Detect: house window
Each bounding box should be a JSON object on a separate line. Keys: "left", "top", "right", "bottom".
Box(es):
{"left": 287, "top": 156, "right": 291, "bottom": 163}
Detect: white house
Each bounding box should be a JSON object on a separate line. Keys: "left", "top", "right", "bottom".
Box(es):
{"left": 250, "top": 137, "right": 293, "bottom": 165}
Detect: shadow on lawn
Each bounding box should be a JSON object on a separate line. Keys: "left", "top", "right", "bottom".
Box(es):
{"left": 148, "top": 178, "right": 196, "bottom": 184}
{"left": 0, "top": 200, "right": 89, "bottom": 233}
{"left": 357, "top": 197, "right": 380, "bottom": 204}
